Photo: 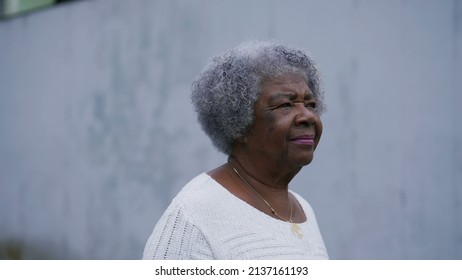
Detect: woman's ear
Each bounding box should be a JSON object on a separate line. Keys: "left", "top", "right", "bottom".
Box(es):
{"left": 235, "top": 135, "right": 248, "bottom": 144}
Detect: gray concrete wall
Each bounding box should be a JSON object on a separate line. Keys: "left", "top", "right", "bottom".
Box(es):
{"left": 0, "top": 0, "right": 460, "bottom": 259}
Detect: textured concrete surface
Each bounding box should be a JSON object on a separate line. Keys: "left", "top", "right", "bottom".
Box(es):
{"left": 0, "top": 0, "right": 461, "bottom": 259}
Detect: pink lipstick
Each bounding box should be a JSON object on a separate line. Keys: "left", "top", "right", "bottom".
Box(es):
{"left": 290, "top": 135, "right": 315, "bottom": 145}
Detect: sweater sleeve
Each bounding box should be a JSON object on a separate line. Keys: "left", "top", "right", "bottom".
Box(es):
{"left": 142, "top": 205, "right": 215, "bottom": 260}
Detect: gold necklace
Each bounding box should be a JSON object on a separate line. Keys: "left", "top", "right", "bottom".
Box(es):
{"left": 232, "top": 167, "right": 304, "bottom": 239}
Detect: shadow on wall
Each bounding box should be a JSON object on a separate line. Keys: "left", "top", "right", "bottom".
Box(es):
{"left": 0, "top": 239, "right": 53, "bottom": 260}
{"left": 1, "top": 240, "right": 24, "bottom": 260}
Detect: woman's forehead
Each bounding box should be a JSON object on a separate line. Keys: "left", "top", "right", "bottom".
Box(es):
{"left": 261, "top": 74, "right": 312, "bottom": 95}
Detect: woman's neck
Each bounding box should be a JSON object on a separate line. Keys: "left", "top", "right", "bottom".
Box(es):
{"left": 227, "top": 155, "right": 299, "bottom": 194}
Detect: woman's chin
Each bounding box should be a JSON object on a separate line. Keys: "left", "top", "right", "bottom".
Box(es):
{"left": 292, "top": 155, "right": 314, "bottom": 167}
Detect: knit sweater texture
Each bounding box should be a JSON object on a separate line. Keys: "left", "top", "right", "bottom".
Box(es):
{"left": 143, "top": 173, "right": 328, "bottom": 260}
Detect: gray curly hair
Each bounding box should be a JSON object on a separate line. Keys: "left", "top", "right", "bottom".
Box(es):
{"left": 191, "top": 40, "right": 325, "bottom": 155}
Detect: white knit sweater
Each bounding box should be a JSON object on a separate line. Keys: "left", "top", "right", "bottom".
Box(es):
{"left": 143, "top": 173, "right": 328, "bottom": 260}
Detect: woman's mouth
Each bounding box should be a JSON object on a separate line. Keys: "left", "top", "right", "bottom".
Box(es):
{"left": 290, "top": 135, "right": 315, "bottom": 145}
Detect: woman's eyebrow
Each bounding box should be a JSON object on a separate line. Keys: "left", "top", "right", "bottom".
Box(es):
{"left": 305, "top": 92, "right": 315, "bottom": 100}
{"left": 270, "top": 92, "right": 315, "bottom": 102}
{"left": 269, "top": 92, "right": 297, "bottom": 102}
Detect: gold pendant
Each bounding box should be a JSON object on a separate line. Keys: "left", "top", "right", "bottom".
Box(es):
{"left": 291, "top": 223, "right": 303, "bottom": 239}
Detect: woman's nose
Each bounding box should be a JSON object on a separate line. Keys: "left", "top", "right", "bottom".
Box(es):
{"left": 294, "top": 104, "right": 317, "bottom": 126}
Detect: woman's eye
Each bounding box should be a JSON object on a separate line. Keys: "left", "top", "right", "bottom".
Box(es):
{"left": 278, "top": 102, "right": 293, "bottom": 109}
{"left": 306, "top": 102, "right": 317, "bottom": 109}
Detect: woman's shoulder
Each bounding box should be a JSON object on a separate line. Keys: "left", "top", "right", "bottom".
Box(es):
{"left": 167, "top": 172, "right": 229, "bottom": 216}
{"left": 174, "top": 172, "right": 220, "bottom": 200}
{"left": 289, "top": 190, "right": 316, "bottom": 216}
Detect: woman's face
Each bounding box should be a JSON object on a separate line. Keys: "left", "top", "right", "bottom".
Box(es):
{"left": 244, "top": 73, "right": 323, "bottom": 169}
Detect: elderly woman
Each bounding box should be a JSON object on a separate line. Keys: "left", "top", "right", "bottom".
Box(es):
{"left": 143, "top": 41, "right": 328, "bottom": 259}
